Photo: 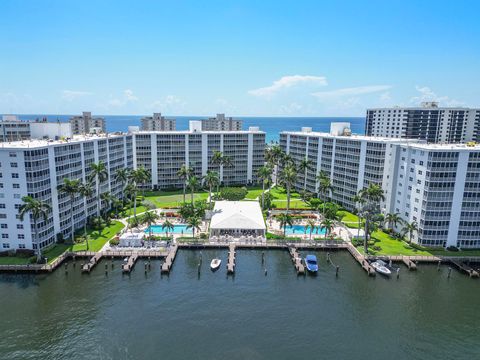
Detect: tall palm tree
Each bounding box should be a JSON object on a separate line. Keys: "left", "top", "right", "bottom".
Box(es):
{"left": 279, "top": 164, "right": 297, "bottom": 214}
{"left": 385, "top": 212, "right": 404, "bottom": 231}
{"left": 203, "top": 170, "right": 219, "bottom": 208}
{"left": 306, "top": 219, "right": 317, "bottom": 240}
{"left": 58, "top": 178, "right": 81, "bottom": 243}
{"left": 211, "top": 150, "right": 233, "bottom": 188}
{"left": 320, "top": 218, "right": 335, "bottom": 239}
{"left": 177, "top": 164, "right": 192, "bottom": 203}
{"left": 78, "top": 181, "right": 94, "bottom": 248}
{"left": 186, "top": 215, "right": 201, "bottom": 239}
{"left": 100, "top": 191, "right": 113, "bottom": 219}
{"left": 128, "top": 167, "right": 150, "bottom": 219}
{"left": 277, "top": 213, "right": 294, "bottom": 238}
{"left": 162, "top": 219, "right": 174, "bottom": 238}
{"left": 115, "top": 168, "right": 130, "bottom": 199}
{"left": 352, "top": 194, "right": 365, "bottom": 240}
{"left": 89, "top": 162, "right": 108, "bottom": 216}
{"left": 18, "top": 196, "right": 51, "bottom": 262}
{"left": 266, "top": 144, "right": 284, "bottom": 185}
{"left": 135, "top": 166, "right": 151, "bottom": 196}
{"left": 298, "top": 158, "right": 313, "bottom": 191}
{"left": 257, "top": 165, "right": 273, "bottom": 210}
{"left": 141, "top": 210, "right": 160, "bottom": 240}
{"left": 402, "top": 221, "right": 418, "bottom": 244}
{"left": 187, "top": 175, "right": 199, "bottom": 205}
{"left": 357, "top": 183, "right": 385, "bottom": 254}
{"left": 317, "top": 170, "right": 333, "bottom": 216}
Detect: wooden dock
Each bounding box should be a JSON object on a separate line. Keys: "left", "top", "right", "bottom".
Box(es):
{"left": 161, "top": 244, "right": 178, "bottom": 274}
{"left": 122, "top": 253, "right": 139, "bottom": 273}
{"left": 346, "top": 243, "right": 375, "bottom": 276}
{"left": 450, "top": 260, "right": 480, "bottom": 278}
{"left": 288, "top": 246, "right": 305, "bottom": 275}
{"left": 81, "top": 252, "right": 103, "bottom": 273}
{"left": 227, "top": 244, "right": 236, "bottom": 274}
{"left": 402, "top": 256, "right": 417, "bottom": 270}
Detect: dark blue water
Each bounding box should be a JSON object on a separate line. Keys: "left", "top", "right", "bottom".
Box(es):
{"left": 10, "top": 115, "right": 365, "bottom": 143}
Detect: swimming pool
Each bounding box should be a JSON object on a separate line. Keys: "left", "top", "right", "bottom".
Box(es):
{"left": 284, "top": 224, "right": 326, "bottom": 236}
{"left": 145, "top": 224, "right": 192, "bottom": 234}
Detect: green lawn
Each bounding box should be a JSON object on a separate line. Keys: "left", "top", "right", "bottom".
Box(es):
{"left": 44, "top": 244, "right": 71, "bottom": 263}
{"left": 245, "top": 187, "right": 264, "bottom": 200}
{"left": 269, "top": 186, "right": 310, "bottom": 209}
{"left": 339, "top": 210, "right": 364, "bottom": 228}
{"left": 0, "top": 256, "right": 31, "bottom": 265}
{"left": 143, "top": 190, "right": 209, "bottom": 208}
{"left": 72, "top": 221, "right": 125, "bottom": 251}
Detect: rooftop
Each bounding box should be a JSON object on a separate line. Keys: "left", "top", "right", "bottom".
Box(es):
{"left": 0, "top": 133, "right": 128, "bottom": 149}
{"left": 210, "top": 201, "right": 266, "bottom": 230}
{"left": 281, "top": 129, "right": 421, "bottom": 144}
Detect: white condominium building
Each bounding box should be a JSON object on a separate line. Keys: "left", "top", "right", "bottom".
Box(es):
{"left": 387, "top": 142, "right": 480, "bottom": 248}
{"left": 0, "top": 116, "right": 73, "bottom": 142}
{"left": 70, "top": 112, "right": 106, "bottom": 135}
{"left": 365, "top": 102, "right": 480, "bottom": 144}
{"left": 141, "top": 113, "right": 176, "bottom": 131}
{"left": 0, "top": 134, "right": 134, "bottom": 253}
{"left": 132, "top": 121, "right": 265, "bottom": 189}
{"left": 280, "top": 125, "right": 418, "bottom": 211}
{"left": 201, "top": 113, "right": 243, "bottom": 131}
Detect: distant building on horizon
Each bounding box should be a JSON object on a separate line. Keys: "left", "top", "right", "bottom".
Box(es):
{"left": 201, "top": 113, "right": 242, "bottom": 131}
{"left": 0, "top": 115, "right": 72, "bottom": 142}
{"left": 141, "top": 113, "right": 176, "bottom": 131}
{"left": 70, "top": 111, "right": 106, "bottom": 135}
{"left": 365, "top": 102, "right": 480, "bottom": 144}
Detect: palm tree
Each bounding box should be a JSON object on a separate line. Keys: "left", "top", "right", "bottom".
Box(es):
{"left": 100, "top": 191, "right": 113, "bottom": 219}
{"left": 177, "top": 164, "right": 192, "bottom": 203}
{"left": 186, "top": 215, "right": 201, "bottom": 239}
{"left": 385, "top": 212, "right": 404, "bottom": 231}
{"left": 128, "top": 167, "right": 150, "bottom": 219}
{"left": 266, "top": 144, "right": 284, "bottom": 185}
{"left": 187, "top": 175, "right": 199, "bottom": 205}
{"left": 317, "top": 170, "right": 333, "bottom": 216}
{"left": 352, "top": 194, "right": 365, "bottom": 241}
{"left": 78, "top": 181, "right": 94, "bottom": 248}
{"left": 357, "top": 183, "right": 385, "bottom": 254}
{"left": 115, "top": 168, "right": 130, "bottom": 199}
{"left": 298, "top": 158, "right": 313, "bottom": 191}
{"left": 211, "top": 150, "right": 233, "bottom": 190}
{"left": 162, "top": 219, "right": 174, "bottom": 238}
{"left": 257, "top": 165, "right": 273, "bottom": 210}
{"left": 58, "top": 178, "right": 81, "bottom": 243}
{"left": 89, "top": 162, "right": 108, "bottom": 216}
{"left": 306, "top": 219, "right": 317, "bottom": 240}
{"left": 279, "top": 164, "right": 297, "bottom": 214}
{"left": 141, "top": 210, "right": 160, "bottom": 240}
{"left": 320, "top": 218, "right": 335, "bottom": 239}
{"left": 402, "top": 221, "right": 418, "bottom": 244}
{"left": 203, "top": 170, "right": 219, "bottom": 208}
{"left": 135, "top": 166, "right": 151, "bottom": 196}
{"left": 18, "top": 196, "right": 51, "bottom": 262}
{"left": 277, "top": 213, "right": 294, "bottom": 238}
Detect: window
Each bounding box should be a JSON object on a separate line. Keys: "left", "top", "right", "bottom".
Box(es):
{"left": 0, "top": 204, "right": 5, "bottom": 209}
{"left": 10, "top": 162, "right": 17, "bottom": 168}
{"left": 13, "top": 184, "right": 19, "bottom": 189}
{"left": 0, "top": 214, "right": 6, "bottom": 219}
{"left": 16, "top": 224, "right": 23, "bottom": 229}
{"left": 9, "top": 152, "right": 17, "bottom": 157}
{"left": 1, "top": 234, "right": 9, "bottom": 239}
{"left": 14, "top": 204, "right": 21, "bottom": 210}
{"left": 17, "top": 234, "right": 25, "bottom": 239}
{"left": 11, "top": 173, "right": 19, "bottom": 179}
{"left": 2, "top": 243, "right": 9, "bottom": 248}
{"left": 18, "top": 244, "right": 25, "bottom": 249}
{"left": 13, "top": 194, "right": 20, "bottom": 199}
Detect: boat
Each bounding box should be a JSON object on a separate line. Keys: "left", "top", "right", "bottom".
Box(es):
{"left": 210, "top": 258, "right": 222, "bottom": 271}
{"left": 371, "top": 260, "right": 392, "bottom": 276}
{"left": 304, "top": 254, "right": 318, "bottom": 273}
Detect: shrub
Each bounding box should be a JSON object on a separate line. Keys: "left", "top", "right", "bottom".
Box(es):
{"left": 200, "top": 233, "right": 207, "bottom": 239}
{"left": 219, "top": 187, "right": 248, "bottom": 201}
{"left": 28, "top": 256, "right": 37, "bottom": 264}
{"left": 142, "top": 200, "right": 156, "bottom": 210}
{"left": 56, "top": 233, "right": 65, "bottom": 244}
{"left": 446, "top": 246, "right": 459, "bottom": 252}
{"left": 109, "top": 238, "right": 120, "bottom": 246}
{"left": 15, "top": 249, "right": 35, "bottom": 258}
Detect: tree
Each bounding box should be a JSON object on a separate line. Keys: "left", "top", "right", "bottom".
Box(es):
{"left": 58, "top": 178, "right": 81, "bottom": 243}
{"left": 89, "top": 162, "right": 108, "bottom": 216}
{"left": 187, "top": 175, "right": 199, "bottom": 205}
{"left": 177, "top": 164, "right": 193, "bottom": 203}
{"left": 320, "top": 218, "right": 335, "bottom": 239}
{"left": 78, "top": 181, "right": 94, "bottom": 249}
{"left": 203, "top": 170, "right": 219, "bottom": 208}
{"left": 186, "top": 215, "right": 201, "bottom": 239}
{"left": 162, "top": 219, "right": 174, "bottom": 238}
{"left": 266, "top": 145, "right": 285, "bottom": 185}
{"left": 317, "top": 170, "right": 333, "bottom": 216}
{"left": 100, "top": 191, "right": 113, "bottom": 219}
{"left": 277, "top": 213, "right": 294, "bottom": 238}
{"left": 357, "top": 183, "right": 385, "bottom": 254}
{"left": 128, "top": 167, "right": 150, "bottom": 219}
{"left": 352, "top": 194, "right": 366, "bottom": 241}
{"left": 402, "top": 221, "right": 418, "bottom": 244}
{"left": 324, "top": 203, "right": 341, "bottom": 221}
{"left": 210, "top": 151, "right": 232, "bottom": 192}
{"left": 305, "top": 219, "right": 317, "bottom": 240}
{"left": 385, "top": 212, "right": 404, "bottom": 231}
{"left": 141, "top": 210, "right": 160, "bottom": 240}
{"left": 115, "top": 168, "right": 130, "bottom": 200}
{"left": 279, "top": 164, "right": 297, "bottom": 214}
{"left": 257, "top": 165, "right": 273, "bottom": 210}
{"left": 18, "top": 196, "right": 51, "bottom": 262}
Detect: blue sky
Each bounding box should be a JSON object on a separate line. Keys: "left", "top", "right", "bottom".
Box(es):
{"left": 1, "top": 0, "right": 479, "bottom": 116}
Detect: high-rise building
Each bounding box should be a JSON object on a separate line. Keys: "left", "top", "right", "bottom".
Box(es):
{"left": 201, "top": 114, "right": 242, "bottom": 131}
{"left": 365, "top": 102, "right": 480, "bottom": 143}
{"left": 0, "top": 116, "right": 72, "bottom": 142}
{"left": 132, "top": 121, "right": 265, "bottom": 189}
{"left": 141, "top": 113, "right": 176, "bottom": 131}
{"left": 70, "top": 112, "right": 106, "bottom": 135}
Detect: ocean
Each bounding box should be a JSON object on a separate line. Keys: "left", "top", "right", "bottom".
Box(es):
{"left": 12, "top": 115, "right": 365, "bottom": 143}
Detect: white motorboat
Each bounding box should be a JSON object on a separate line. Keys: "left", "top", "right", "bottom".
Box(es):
{"left": 371, "top": 260, "right": 391, "bottom": 276}
{"left": 210, "top": 258, "right": 222, "bottom": 271}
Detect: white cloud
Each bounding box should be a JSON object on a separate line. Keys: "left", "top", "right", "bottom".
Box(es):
{"left": 124, "top": 89, "right": 138, "bottom": 101}
{"left": 105, "top": 89, "right": 139, "bottom": 108}
{"left": 248, "top": 75, "right": 327, "bottom": 97}
{"left": 150, "top": 95, "right": 186, "bottom": 113}
{"left": 410, "top": 86, "right": 464, "bottom": 107}
{"left": 279, "top": 102, "right": 303, "bottom": 115}
{"left": 61, "top": 90, "right": 93, "bottom": 101}
{"left": 311, "top": 85, "right": 392, "bottom": 100}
